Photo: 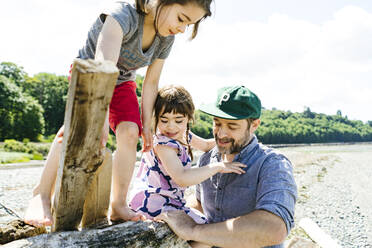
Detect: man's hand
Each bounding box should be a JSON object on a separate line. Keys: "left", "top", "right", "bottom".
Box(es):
{"left": 141, "top": 126, "right": 153, "bottom": 152}
{"left": 154, "top": 211, "right": 197, "bottom": 241}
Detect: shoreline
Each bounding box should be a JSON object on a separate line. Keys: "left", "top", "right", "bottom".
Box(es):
{"left": 1, "top": 143, "right": 371, "bottom": 246}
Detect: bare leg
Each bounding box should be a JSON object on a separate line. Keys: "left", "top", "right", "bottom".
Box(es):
{"left": 24, "top": 126, "right": 64, "bottom": 227}
{"left": 110, "top": 122, "right": 141, "bottom": 222}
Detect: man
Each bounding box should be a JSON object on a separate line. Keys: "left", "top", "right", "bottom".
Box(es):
{"left": 156, "top": 85, "right": 297, "bottom": 248}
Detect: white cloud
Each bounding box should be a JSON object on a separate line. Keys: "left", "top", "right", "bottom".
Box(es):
{"left": 1, "top": 0, "right": 105, "bottom": 75}
{"left": 161, "top": 6, "right": 372, "bottom": 122}
{"left": 1, "top": 3, "right": 371, "bottom": 122}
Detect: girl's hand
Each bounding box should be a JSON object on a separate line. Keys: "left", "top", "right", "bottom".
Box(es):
{"left": 216, "top": 162, "right": 247, "bottom": 174}
{"left": 56, "top": 126, "right": 64, "bottom": 143}
{"left": 142, "top": 127, "right": 153, "bottom": 152}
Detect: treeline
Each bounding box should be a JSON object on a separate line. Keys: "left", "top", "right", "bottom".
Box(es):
{"left": 1, "top": 62, "right": 68, "bottom": 141}
{"left": 1, "top": 62, "right": 372, "bottom": 144}
{"left": 256, "top": 108, "right": 372, "bottom": 144}
{"left": 190, "top": 108, "right": 372, "bottom": 144}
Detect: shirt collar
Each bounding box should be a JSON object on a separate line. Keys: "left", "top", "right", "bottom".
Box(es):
{"left": 210, "top": 135, "right": 258, "bottom": 161}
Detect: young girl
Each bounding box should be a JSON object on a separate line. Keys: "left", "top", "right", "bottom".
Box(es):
{"left": 25, "top": 0, "right": 213, "bottom": 227}
{"left": 128, "top": 85, "right": 246, "bottom": 223}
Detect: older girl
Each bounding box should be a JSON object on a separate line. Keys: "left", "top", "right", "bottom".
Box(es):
{"left": 25, "top": 0, "right": 213, "bottom": 227}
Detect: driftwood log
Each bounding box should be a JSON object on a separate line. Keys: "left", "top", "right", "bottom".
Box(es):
{"left": 0, "top": 220, "right": 46, "bottom": 245}
{"left": 52, "top": 59, "right": 118, "bottom": 231}
{"left": 2, "top": 221, "right": 191, "bottom": 248}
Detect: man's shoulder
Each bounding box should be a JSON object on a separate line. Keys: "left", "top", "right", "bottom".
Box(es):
{"left": 245, "top": 142, "right": 293, "bottom": 170}
{"left": 257, "top": 145, "right": 293, "bottom": 172}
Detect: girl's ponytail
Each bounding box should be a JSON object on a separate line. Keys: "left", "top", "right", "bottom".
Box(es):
{"left": 135, "top": 0, "right": 149, "bottom": 14}
{"left": 186, "top": 123, "right": 193, "bottom": 161}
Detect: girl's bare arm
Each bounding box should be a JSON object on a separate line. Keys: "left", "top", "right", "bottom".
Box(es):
{"left": 141, "top": 59, "right": 165, "bottom": 152}
{"left": 189, "top": 131, "right": 215, "bottom": 152}
{"left": 155, "top": 145, "right": 245, "bottom": 187}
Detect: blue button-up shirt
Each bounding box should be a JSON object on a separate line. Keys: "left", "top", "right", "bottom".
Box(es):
{"left": 196, "top": 136, "right": 297, "bottom": 248}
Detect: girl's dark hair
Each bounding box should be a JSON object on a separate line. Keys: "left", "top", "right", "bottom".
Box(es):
{"left": 136, "top": 0, "right": 213, "bottom": 39}
{"left": 154, "top": 85, "right": 195, "bottom": 159}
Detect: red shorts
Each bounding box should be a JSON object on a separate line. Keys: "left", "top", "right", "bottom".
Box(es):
{"left": 68, "top": 65, "right": 141, "bottom": 135}
{"left": 109, "top": 81, "right": 142, "bottom": 135}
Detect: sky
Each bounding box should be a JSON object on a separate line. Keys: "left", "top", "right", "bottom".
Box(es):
{"left": 1, "top": 0, "right": 372, "bottom": 122}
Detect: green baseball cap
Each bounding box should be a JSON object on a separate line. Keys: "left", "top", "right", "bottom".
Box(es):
{"left": 199, "top": 85, "right": 261, "bottom": 120}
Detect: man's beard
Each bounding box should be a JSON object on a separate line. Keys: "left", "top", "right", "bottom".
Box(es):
{"left": 214, "top": 130, "right": 251, "bottom": 155}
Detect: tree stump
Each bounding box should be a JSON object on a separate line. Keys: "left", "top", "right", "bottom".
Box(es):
{"left": 82, "top": 148, "right": 112, "bottom": 228}
{"left": 52, "top": 59, "right": 118, "bottom": 231}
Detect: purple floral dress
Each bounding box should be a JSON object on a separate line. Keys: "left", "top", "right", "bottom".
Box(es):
{"left": 129, "top": 134, "right": 207, "bottom": 224}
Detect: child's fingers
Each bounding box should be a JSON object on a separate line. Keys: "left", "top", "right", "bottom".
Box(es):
{"left": 142, "top": 143, "right": 152, "bottom": 152}
{"left": 222, "top": 166, "right": 245, "bottom": 174}
{"left": 154, "top": 212, "right": 167, "bottom": 222}
{"left": 131, "top": 215, "right": 142, "bottom": 222}
{"left": 56, "top": 126, "right": 64, "bottom": 143}
{"left": 232, "top": 162, "right": 247, "bottom": 168}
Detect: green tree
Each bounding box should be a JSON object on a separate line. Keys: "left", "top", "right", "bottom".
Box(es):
{"left": 23, "top": 73, "right": 69, "bottom": 135}
{"left": 0, "top": 62, "right": 27, "bottom": 87}
{"left": 0, "top": 75, "right": 44, "bottom": 140}
{"left": 191, "top": 110, "right": 213, "bottom": 139}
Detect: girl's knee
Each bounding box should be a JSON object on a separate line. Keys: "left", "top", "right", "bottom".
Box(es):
{"left": 116, "top": 122, "right": 139, "bottom": 144}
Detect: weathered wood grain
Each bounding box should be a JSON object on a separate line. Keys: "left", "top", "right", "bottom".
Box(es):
{"left": 81, "top": 148, "right": 112, "bottom": 228}
{"left": 52, "top": 59, "right": 118, "bottom": 231}
{"left": 2, "top": 221, "right": 191, "bottom": 248}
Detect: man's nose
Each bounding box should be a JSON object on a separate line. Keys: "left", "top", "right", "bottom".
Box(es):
{"left": 216, "top": 127, "right": 228, "bottom": 138}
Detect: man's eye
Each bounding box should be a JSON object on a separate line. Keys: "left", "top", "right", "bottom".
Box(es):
{"left": 160, "top": 120, "right": 168, "bottom": 123}
{"left": 178, "top": 16, "right": 184, "bottom": 22}
{"left": 176, "top": 120, "right": 183, "bottom": 124}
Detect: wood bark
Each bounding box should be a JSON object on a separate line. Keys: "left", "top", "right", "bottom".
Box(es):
{"left": 0, "top": 220, "right": 46, "bottom": 245}
{"left": 52, "top": 59, "right": 118, "bottom": 232}
{"left": 82, "top": 148, "right": 112, "bottom": 228}
{"left": 2, "top": 221, "right": 191, "bottom": 248}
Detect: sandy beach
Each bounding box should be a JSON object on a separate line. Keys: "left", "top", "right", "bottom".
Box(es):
{"left": 1, "top": 143, "right": 371, "bottom": 247}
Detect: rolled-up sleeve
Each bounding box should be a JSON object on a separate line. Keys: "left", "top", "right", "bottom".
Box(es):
{"left": 255, "top": 155, "right": 297, "bottom": 234}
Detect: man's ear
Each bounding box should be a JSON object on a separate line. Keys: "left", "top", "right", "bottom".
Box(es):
{"left": 251, "top": 119, "right": 261, "bottom": 132}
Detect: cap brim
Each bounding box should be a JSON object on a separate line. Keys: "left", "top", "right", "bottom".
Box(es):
{"left": 199, "top": 103, "right": 246, "bottom": 120}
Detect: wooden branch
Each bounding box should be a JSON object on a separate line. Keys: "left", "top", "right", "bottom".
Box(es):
{"left": 2, "top": 221, "right": 191, "bottom": 248}
{"left": 0, "top": 220, "right": 46, "bottom": 245}
{"left": 52, "top": 59, "right": 118, "bottom": 231}
{"left": 299, "top": 218, "right": 341, "bottom": 248}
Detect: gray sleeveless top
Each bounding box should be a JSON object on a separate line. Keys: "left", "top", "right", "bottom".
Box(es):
{"left": 77, "top": 1, "right": 175, "bottom": 84}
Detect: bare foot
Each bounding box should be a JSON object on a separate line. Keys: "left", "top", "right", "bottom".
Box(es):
{"left": 110, "top": 202, "right": 143, "bottom": 222}
{"left": 24, "top": 194, "right": 53, "bottom": 227}
{"left": 189, "top": 241, "right": 212, "bottom": 248}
